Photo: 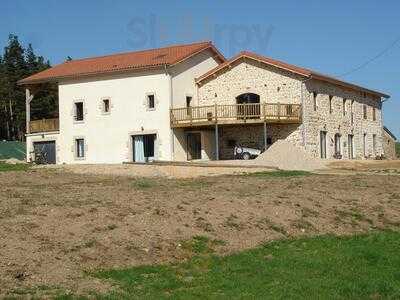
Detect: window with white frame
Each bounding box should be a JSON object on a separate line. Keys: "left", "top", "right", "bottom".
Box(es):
{"left": 147, "top": 94, "right": 155, "bottom": 109}
{"left": 74, "top": 101, "right": 84, "bottom": 121}
{"left": 75, "top": 138, "right": 85, "bottom": 158}
{"left": 102, "top": 98, "right": 110, "bottom": 113}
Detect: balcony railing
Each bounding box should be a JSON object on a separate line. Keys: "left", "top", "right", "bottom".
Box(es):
{"left": 29, "top": 118, "right": 59, "bottom": 133}
{"left": 170, "top": 103, "right": 301, "bottom": 127}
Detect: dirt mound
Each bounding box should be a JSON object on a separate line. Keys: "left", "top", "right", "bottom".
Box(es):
{"left": 254, "top": 140, "right": 326, "bottom": 171}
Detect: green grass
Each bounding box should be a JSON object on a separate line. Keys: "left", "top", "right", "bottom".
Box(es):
{"left": 74, "top": 231, "right": 400, "bottom": 299}
{"left": 131, "top": 178, "right": 157, "bottom": 189}
{"left": 0, "top": 162, "right": 30, "bottom": 172}
{"left": 246, "top": 170, "right": 312, "bottom": 177}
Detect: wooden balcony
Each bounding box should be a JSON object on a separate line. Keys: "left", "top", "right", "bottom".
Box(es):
{"left": 29, "top": 118, "right": 59, "bottom": 133}
{"left": 170, "top": 103, "right": 302, "bottom": 128}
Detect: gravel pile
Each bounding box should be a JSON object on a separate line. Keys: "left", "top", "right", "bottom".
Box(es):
{"left": 254, "top": 140, "right": 327, "bottom": 171}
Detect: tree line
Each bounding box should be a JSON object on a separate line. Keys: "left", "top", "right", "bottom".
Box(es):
{"left": 0, "top": 34, "right": 58, "bottom": 141}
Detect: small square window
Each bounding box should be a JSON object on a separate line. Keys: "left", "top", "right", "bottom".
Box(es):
{"left": 75, "top": 102, "right": 84, "bottom": 121}
{"left": 75, "top": 138, "right": 85, "bottom": 158}
{"left": 102, "top": 99, "right": 110, "bottom": 113}
{"left": 147, "top": 94, "right": 155, "bottom": 109}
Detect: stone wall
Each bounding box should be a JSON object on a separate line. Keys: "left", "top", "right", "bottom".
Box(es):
{"left": 304, "top": 80, "right": 383, "bottom": 159}
{"left": 382, "top": 129, "right": 397, "bottom": 159}
{"left": 218, "top": 124, "right": 301, "bottom": 160}
{"left": 197, "top": 57, "right": 385, "bottom": 160}
{"left": 198, "top": 58, "right": 304, "bottom": 106}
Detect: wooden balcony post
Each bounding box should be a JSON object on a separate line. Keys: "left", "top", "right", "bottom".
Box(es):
{"left": 278, "top": 102, "right": 281, "bottom": 121}
{"left": 25, "top": 88, "right": 35, "bottom": 134}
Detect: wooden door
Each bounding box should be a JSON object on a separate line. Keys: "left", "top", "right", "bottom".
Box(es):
{"left": 187, "top": 133, "right": 201, "bottom": 160}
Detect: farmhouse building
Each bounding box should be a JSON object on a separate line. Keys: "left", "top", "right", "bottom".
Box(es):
{"left": 19, "top": 41, "right": 390, "bottom": 164}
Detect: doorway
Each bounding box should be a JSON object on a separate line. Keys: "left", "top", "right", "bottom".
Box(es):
{"left": 334, "top": 133, "right": 342, "bottom": 158}
{"left": 33, "top": 141, "right": 56, "bottom": 164}
{"left": 132, "top": 134, "right": 156, "bottom": 162}
{"left": 348, "top": 134, "right": 354, "bottom": 159}
{"left": 236, "top": 93, "right": 260, "bottom": 119}
{"left": 320, "top": 131, "right": 327, "bottom": 159}
{"left": 187, "top": 132, "right": 201, "bottom": 160}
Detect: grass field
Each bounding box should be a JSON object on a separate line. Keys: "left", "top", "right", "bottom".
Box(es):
{"left": 1, "top": 164, "right": 400, "bottom": 298}
{"left": 55, "top": 231, "right": 400, "bottom": 299}
{"left": 0, "top": 162, "right": 30, "bottom": 172}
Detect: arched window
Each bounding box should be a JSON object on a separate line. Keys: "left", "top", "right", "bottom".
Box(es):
{"left": 236, "top": 93, "right": 260, "bottom": 119}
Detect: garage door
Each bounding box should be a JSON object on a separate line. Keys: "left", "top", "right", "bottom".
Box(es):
{"left": 33, "top": 141, "right": 56, "bottom": 164}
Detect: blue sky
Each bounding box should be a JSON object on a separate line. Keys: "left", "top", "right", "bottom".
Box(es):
{"left": 2, "top": 0, "right": 399, "bottom": 137}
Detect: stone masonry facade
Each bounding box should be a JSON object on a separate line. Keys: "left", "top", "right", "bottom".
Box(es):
{"left": 197, "top": 57, "right": 385, "bottom": 160}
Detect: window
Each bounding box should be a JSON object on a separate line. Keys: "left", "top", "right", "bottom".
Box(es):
{"left": 312, "top": 92, "right": 317, "bottom": 111}
{"left": 102, "top": 99, "right": 110, "bottom": 113}
{"left": 350, "top": 100, "right": 355, "bottom": 125}
{"left": 186, "top": 96, "right": 192, "bottom": 115}
{"left": 75, "top": 102, "right": 84, "bottom": 121}
{"left": 329, "top": 95, "right": 333, "bottom": 114}
{"left": 363, "top": 104, "right": 367, "bottom": 120}
{"left": 372, "top": 107, "right": 376, "bottom": 121}
{"left": 343, "top": 98, "right": 347, "bottom": 116}
{"left": 75, "top": 138, "right": 85, "bottom": 158}
{"left": 147, "top": 94, "right": 155, "bottom": 109}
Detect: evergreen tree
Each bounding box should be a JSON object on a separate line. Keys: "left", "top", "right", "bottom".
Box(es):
{"left": 0, "top": 34, "right": 58, "bottom": 141}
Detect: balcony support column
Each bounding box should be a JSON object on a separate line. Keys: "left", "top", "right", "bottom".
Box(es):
{"left": 215, "top": 123, "right": 219, "bottom": 160}
{"left": 263, "top": 121, "right": 267, "bottom": 151}
{"left": 25, "top": 88, "right": 34, "bottom": 134}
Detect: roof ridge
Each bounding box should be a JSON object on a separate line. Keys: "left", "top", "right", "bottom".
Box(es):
{"left": 65, "top": 41, "right": 212, "bottom": 64}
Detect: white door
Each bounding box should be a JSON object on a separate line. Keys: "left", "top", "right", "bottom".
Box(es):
{"left": 134, "top": 135, "right": 145, "bottom": 162}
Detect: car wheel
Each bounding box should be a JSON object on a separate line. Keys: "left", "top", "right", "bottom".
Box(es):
{"left": 242, "top": 152, "right": 251, "bottom": 160}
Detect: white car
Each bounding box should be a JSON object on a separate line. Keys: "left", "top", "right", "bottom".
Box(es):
{"left": 234, "top": 145, "right": 262, "bottom": 160}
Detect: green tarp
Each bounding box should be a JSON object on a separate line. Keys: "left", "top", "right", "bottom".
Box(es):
{"left": 0, "top": 141, "right": 26, "bottom": 160}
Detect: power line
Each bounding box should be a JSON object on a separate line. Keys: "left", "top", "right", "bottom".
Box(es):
{"left": 337, "top": 36, "right": 400, "bottom": 78}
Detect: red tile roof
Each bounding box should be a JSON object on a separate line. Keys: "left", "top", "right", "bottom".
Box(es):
{"left": 196, "top": 51, "right": 389, "bottom": 99}
{"left": 19, "top": 41, "right": 225, "bottom": 85}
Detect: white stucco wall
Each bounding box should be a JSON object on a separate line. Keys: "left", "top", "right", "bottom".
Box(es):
{"left": 34, "top": 50, "right": 221, "bottom": 164}
{"left": 169, "top": 49, "right": 221, "bottom": 161}
{"left": 26, "top": 132, "right": 60, "bottom": 163}
{"left": 56, "top": 70, "right": 172, "bottom": 164}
